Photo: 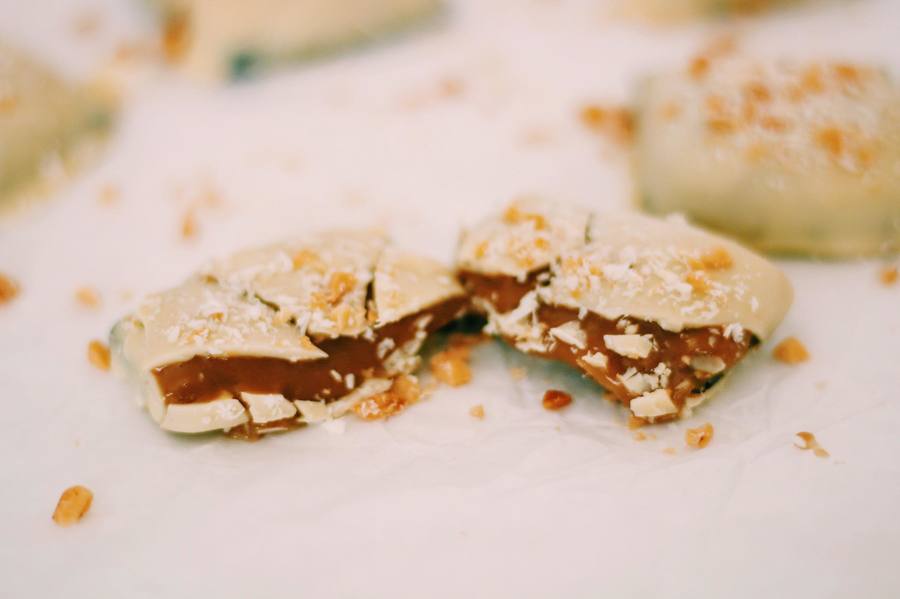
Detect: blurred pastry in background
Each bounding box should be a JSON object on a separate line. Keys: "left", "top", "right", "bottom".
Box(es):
{"left": 619, "top": 0, "right": 805, "bottom": 21}
{"left": 111, "top": 231, "right": 467, "bottom": 439}
{"left": 633, "top": 54, "right": 900, "bottom": 257}
{"left": 0, "top": 43, "right": 115, "bottom": 212}
{"left": 456, "top": 198, "right": 793, "bottom": 423}
{"left": 155, "top": 0, "right": 442, "bottom": 81}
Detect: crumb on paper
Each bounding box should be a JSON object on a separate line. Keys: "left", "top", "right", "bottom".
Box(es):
{"left": 72, "top": 11, "right": 101, "bottom": 36}
{"left": 87, "top": 340, "right": 111, "bottom": 371}
{"left": 75, "top": 287, "right": 101, "bottom": 309}
{"left": 881, "top": 266, "right": 898, "bottom": 286}
{"left": 794, "top": 431, "right": 829, "bottom": 458}
{"left": 685, "top": 422, "right": 714, "bottom": 449}
{"left": 772, "top": 337, "right": 810, "bottom": 364}
{"left": 98, "top": 184, "right": 119, "bottom": 205}
{"left": 663, "top": 447, "right": 677, "bottom": 455}
{"left": 430, "top": 334, "right": 484, "bottom": 387}
{"left": 52, "top": 485, "right": 93, "bottom": 526}
{"left": 508, "top": 367, "right": 526, "bottom": 381}
{"left": 542, "top": 389, "right": 572, "bottom": 411}
{"left": 628, "top": 415, "right": 647, "bottom": 429}
{"left": 352, "top": 375, "right": 421, "bottom": 421}
{"left": 0, "top": 273, "right": 20, "bottom": 305}
{"left": 633, "top": 431, "right": 648, "bottom": 442}
{"left": 180, "top": 210, "right": 198, "bottom": 240}
{"left": 579, "top": 104, "right": 634, "bottom": 145}
{"left": 469, "top": 404, "right": 485, "bottom": 420}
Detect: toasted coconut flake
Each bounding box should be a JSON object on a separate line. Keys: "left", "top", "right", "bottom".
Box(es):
{"left": 352, "top": 375, "right": 422, "bottom": 421}
{"left": 772, "top": 337, "right": 810, "bottom": 364}
{"left": 52, "top": 485, "right": 93, "bottom": 526}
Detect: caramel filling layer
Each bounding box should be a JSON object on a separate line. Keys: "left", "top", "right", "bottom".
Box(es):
{"left": 459, "top": 270, "right": 754, "bottom": 416}
{"left": 153, "top": 296, "right": 467, "bottom": 405}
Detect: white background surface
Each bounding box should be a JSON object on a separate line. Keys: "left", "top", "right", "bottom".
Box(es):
{"left": 1, "top": 1, "right": 899, "bottom": 597}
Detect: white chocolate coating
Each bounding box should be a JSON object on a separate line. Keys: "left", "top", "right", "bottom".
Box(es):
{"left": 634, "top": 57, "right": 900, "bottom": 257}
{"left": 111, "top": 230, "right": 463, "bottom": 435}
{"left": 156, "top": 0, "right": 440, "bottom": 80}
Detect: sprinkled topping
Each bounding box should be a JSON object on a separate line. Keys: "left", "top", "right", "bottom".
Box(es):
{"left": 630, "top": 389, "right": 677, "bottom": 419}
{"left": 604, "top": 334, "right": 654, "bottom": 359}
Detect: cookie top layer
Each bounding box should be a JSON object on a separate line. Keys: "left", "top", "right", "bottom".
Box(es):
{"left": 116, "top": 230, "right": 464, "bottom": 371}
{"left": 458, "top": 201, "right": 792, "bottom": 339}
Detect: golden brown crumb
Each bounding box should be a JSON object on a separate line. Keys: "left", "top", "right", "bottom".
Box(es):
{"left": 706, "top": 118, "right": 735, "bottom": 135}
{"left": 689, "top": 56, "right": 710, "bottom": 80}
{"left": 353, "top": 375, "right": 421, "bottom": 421}
{"left": 685, "top": 422, "right": 714, "bottom": 449}
{"left": 87, "top": 340, "right": 111, "bottom": 371}
{"left": 0, "top": 95, "right": 18, "bottom": 114}
{"left": 815, "top": 127, "right": 844, "bottom": 157}
{"left": 801, "top": 65, "right": 825, "bottom": 94}
{"left": 0, "top": 273, "right": 20, "bottom": 305}
{"left": 794, "top": 431, "right": 829, "bottom": 458}
{"left": 469, "top": 405, "right": 485, "bottom": 420}
{"left": 291, "top": 249, "right": 319, "bottom": 270}
{"left": 579, "top": 104, "right": 634, "bottom": 144}
{"left": 98, "top": 184, "right": 120, "bottom": 205}
{"left": 542, "top": 389, "right": 572, "bottom": 411}
{"left": 508, "top": 367, "right": 526, "bottom": 381}
{"left": 180, "top": 210, "right": 198, "bottom": 240}
{"left": 430, "top": 347, "right": 473, "bottom": 387}
{"left": 881, "top": 266, "right": 898, "bottom": 286}
{"left": 162, "top": 12, "right": 189, "bottom": 63}
{"left": 326, "top": 272, "right": 356, "bottom": 304}
{"left": 772, "top": 337, "right": 810, "bottom": 364}
{"left": 75, "top": 287, "right": 101, "bottom": 309}
{"left": 698, "top": 247, "right": 734, "bottom": 270}
{"left": 52, "top": 485, "right": 93, "bottom": 526}
{"left": 663, "top": 447, "right": 677, "bottom": 455}
{"left": 440, "top": 78, "right": 464, "bottom": 97}
{"left": 633, "top": 431, "right": 648, "bottom": 442}
{"left": 627, "top": 415, "right": 647, "bottom": 429}
{"left": 685, "top": 271, "right": 711, "bottom": 295}
{"left": 743, "top": 81, "right": 772, "bottom": 103}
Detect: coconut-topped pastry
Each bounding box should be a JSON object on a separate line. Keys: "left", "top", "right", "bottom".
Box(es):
{"left": 111, "top": 231, "right": 467, "bottom": 438}
{"left": 618, "top": 0, "right": 803, "bottom": 21}
{"left": 0, "top": 42, "right": 113, "bottom": 209}
{"left": 457, "top": 198, "right": 793, "bottom": 423}
{"left": 156, "top": 0, "right": 441, "bottom": 80}
{"left": 634, "top": 55, "right": 900, "bottom": 257}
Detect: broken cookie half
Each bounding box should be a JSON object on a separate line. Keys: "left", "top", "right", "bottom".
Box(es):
{"left": 457, "top": 198, "right": 793, "bottom": 423}
{"left": 111, "top": 231, "right": 466, "bottom": 438}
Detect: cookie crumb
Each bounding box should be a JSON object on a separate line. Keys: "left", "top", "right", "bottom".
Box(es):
{"left": 542, "top": 389, "right": 572, "bottom": 411}
{"left": 0, "top": 273, "right": 19, "bottom": 305}
{"left": 508, "top": 367, "right": 526, "bottom": 381}
{"left": 633, "top": 431, "right": 648, "bottom": 441}
{"left": 180, "top": 210, "right": 198, "bottom": 240}
{"left": 685, "top": 422, "right": 714, "bottom": 449}
{"left": 87, "top": 340, "right": 111, "bottom": 371}
{"left": 881, "top": 266, "right": 898, "bottom": 286}
{"left": 52, "top": 485, "right": 93, "bottom": 526}
{"left": 430, "top": 334, "right": 483, "bottom": 387}
{"left": 772, "top": 337, "right": 810, "bottom": 364}
{"left": 353, "top": 375, "right": 421, "bottom": 421}
{"left": 663, "top": 447, "right": 677, "bottom": 455}
{"left": 794, "top": 431, "right": 829, "bottom": 458}
{"left": 627, "top": 415, "right": 647, "bottom": 429}
{"left": 469, "top": 405, "right": 485, "bottom": 420}
{"left": 75, "top": 287, "right": 101, "bottom": 309}
{"left": 98, "top": 184, "right": 119, "bottom": 205}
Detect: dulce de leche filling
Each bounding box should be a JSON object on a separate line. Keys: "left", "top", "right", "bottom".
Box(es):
{"left": 459, "top": 270, "right": 754, "bottom": 418}
{"left": 153, "top": 296, "right": 468, "bottom": 406}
